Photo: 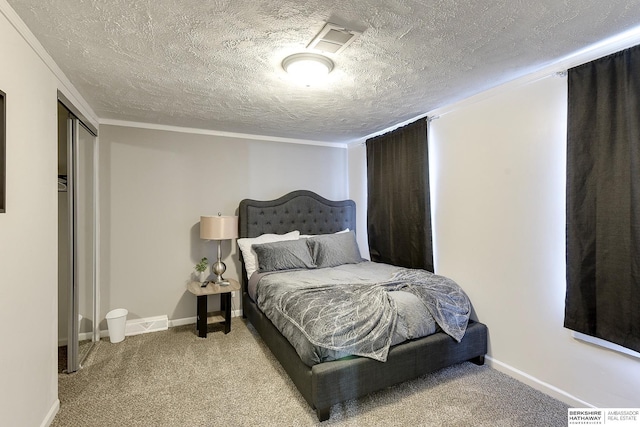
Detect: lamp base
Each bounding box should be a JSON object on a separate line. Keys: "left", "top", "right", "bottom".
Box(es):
{"left": 212, "top": 257, "right": 228, "bottom": 285}
{"left": 212, "top": 240, "right": 230, "bottom": 285}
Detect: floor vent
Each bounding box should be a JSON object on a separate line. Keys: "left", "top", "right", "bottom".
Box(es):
{"left": 124, "top": 315, "right": 169, "bottom": 337}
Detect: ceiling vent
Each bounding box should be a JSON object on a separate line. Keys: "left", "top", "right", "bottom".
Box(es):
{"left": 307, "top": 23, "right": 362, "bottom": 55}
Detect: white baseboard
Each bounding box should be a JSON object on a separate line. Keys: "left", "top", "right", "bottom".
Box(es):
{"left": 98, "top": 315, "right": 168, "bottom": 339}
{"left": 40, "top": 399, "right": 59, "bottom": 427}
{"left": 486, "top": 356, "right": 594, "bottom": 408}
{"left": 59, "top": 311, "right": 242, "bottom": 344}
{"left": 168, "top": 310, "right": 242, "bottom": 328}
{"left": 168, "top": 316, "right": 197, "bottom": 327}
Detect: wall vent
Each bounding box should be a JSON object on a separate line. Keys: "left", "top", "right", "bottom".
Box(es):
{"left": 124, "top": 315, "right": 169, "bottom": 336}
{"left": 307, "top": 23, "right": 362, "bottom": 55}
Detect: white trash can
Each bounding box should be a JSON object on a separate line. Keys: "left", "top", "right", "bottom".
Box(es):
{"left": 105, "top": 308, "right": 128, "bottom": 343}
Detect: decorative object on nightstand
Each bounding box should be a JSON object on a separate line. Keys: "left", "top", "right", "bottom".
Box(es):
{"left": 194, "top": 257, "right": 208, "bottom": 285}
{"left": 200, "top": 213, "right": 238, "bottom": 285}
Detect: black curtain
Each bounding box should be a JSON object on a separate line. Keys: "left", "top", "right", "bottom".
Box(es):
{"left": 565, "top": 45, "right": 640, "bottom": 353}
{"left": 366, "top": 119, "right": 433, "bottom": 271}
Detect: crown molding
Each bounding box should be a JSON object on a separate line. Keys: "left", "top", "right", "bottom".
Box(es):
{"left": 99, "top": 118, "right": 348, "bottom": 149}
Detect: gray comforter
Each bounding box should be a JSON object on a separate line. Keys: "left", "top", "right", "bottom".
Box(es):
{"left": 253, "top": 262, "right": 471, "bottom": 365}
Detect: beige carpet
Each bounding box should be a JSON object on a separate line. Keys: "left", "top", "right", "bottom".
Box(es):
{"left": 52, "top": 318, "right": 568, "bottom": 426}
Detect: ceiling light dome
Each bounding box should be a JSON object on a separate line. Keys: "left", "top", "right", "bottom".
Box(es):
{"left": 282, "top": 53, "right": 334, "bottom": 86}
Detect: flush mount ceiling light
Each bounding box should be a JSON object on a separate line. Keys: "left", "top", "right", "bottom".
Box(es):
{"left": 282, "top": 53, "right": 334, "bottom": 87}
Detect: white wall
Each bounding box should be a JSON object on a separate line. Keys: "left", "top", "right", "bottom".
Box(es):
{"left": 429, "top": 75, "right": 640, "bottom": 407}
{"left": 0, "top": 3, "right": 98, "bottom": 425}
{"left": 98, "top": 124, "right": 348, "bottom": 325}
{"left": 347, "top": 143, "right": 369, "bottom": 258}
{"left": 0, "top": 7, "right": 57, "bottom": 427}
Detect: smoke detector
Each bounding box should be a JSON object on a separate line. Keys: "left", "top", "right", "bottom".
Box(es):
{"left": 307, "top": 23, "right": 362, "bottom": 55}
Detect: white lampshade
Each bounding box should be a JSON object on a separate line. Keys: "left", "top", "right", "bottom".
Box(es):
{"left": 282, "top": 53, "right": 334, "bottom": 86}
{"left": 200, "top": 215, "right": 238, "bottom": 240}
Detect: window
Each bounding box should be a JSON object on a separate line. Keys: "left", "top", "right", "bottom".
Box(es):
{"left": 565, "top": 45, "right": 640, "bottom": 353}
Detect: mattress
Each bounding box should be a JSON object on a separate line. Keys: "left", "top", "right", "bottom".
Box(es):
{"left": 248, "top": 262, "right": 470, "bottom": 366}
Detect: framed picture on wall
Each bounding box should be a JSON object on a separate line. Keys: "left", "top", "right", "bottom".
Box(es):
{"left": 0, "top": 89, "right": 5, "bottom": 213}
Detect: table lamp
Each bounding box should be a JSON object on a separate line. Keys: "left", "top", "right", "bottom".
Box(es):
{"left": 200, "top": 213, "right": 238, "bottom": 285}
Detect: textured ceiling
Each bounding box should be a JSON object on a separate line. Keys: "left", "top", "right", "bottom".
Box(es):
{"left": 7, "top": 0, "right": 640, "bottom": 142}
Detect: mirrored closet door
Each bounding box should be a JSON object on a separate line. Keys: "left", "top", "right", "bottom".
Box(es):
{"left": 58, "top": 100, "right": 98, "bottom": 373}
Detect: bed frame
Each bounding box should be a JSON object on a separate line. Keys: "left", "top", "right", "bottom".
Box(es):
{"left": 238, "top": 190, "right": 488, "bottom": 421}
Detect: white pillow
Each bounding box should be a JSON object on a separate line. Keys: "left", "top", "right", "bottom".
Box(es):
{"left": 237, "top": 230, "right": 300, "bottom": 279}
{"left": 299, "top": 228, "right": 350, "bottom": 238}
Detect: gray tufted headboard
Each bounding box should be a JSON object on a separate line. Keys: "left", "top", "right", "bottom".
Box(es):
{"left": 237, "top": 190, "right": 356, "bottom": 289}
{"left": 238, "top": 190, "right": 356, "bottom": 238}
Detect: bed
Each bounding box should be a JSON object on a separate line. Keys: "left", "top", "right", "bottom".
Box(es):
{"left": 238, "top": 190, "right": 488, "bottom": 421}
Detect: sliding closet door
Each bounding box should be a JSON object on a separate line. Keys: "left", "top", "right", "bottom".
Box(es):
{"left": 66, "top": 116, "right": 97, "bottom": 373}
{"left": 76, "top": 119, "right": 97, "bottom": 363}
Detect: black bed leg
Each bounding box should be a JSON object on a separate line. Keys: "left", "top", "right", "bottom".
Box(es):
{"left": 470, "top": 355, "right": 485, "bottom": 366}
{"left": 316, "top": 407, "right": 330, "bottom": 422}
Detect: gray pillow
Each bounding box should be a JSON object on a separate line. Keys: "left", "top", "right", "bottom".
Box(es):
{"left": 252, "top": 239, "right": 316, "bottom": 273}
{"left": 307, "top": 231, "right": 363, "bottom": 268}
